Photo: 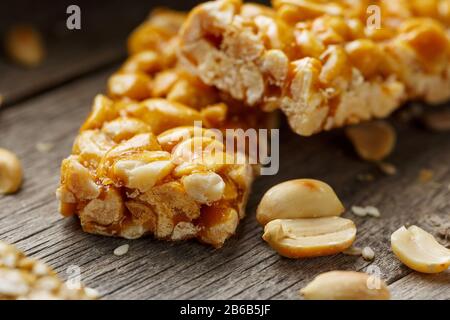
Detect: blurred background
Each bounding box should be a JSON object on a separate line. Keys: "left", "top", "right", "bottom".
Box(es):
{"left": 0, "top": 0, "right": 267, "bottom": 107}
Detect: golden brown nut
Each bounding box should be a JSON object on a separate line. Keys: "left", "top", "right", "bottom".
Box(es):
{"left": 256, "top": 179, "right": 344, "bottom": 225}
{"left": 391, "top": 225, "right": 450, "bottom": 273}
{"left": 127, "top": 9, "right": 186, "bottom": 56}
{"left": 108, "top": 73, "right": 152, "bottom": 100}
{"left": 124, "top": 99, "right": 204, "bottom": 134}
{"left": 4, "top": 25, "right": 45, "bottom": 67}
{"left": 0, "top": 148, "right": 23, "bottom": 194}
{"left": 81, "top": 95, "right": 118, "bottom": 131}
{"left": 346, "top": 121, "right": 396, "bottom": 162}
{"left": 262, "top": 217, "right": 356, "bottom": 258}
{"left": 300, "top": 271, "right": 390, "bottom": 300}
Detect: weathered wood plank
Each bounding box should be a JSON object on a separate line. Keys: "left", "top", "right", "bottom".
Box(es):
{"left": 389, "top": 271, "right": 450, "bottom": 300}
{"left": 0, "top": 67, "right": 449, "bottom": 300}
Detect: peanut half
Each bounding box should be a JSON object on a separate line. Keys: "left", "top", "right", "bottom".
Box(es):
{"left": 391, "top": 225, "right": 450, "bottom": 274}
{"left": 300, "top": 271, "right": 390, "bottom": 300}
{"left": 5, "top": 25, "right": 45, "bottom": 67}
{"left": 262, "top": 217, "right": 356, "bottom": 259}
{"left": 346, "top": 120, "right": 396, "bottom": 162}
{"left": 256, "top": 179, "right": 345, "bottom": 225}
{"left": 0, "top": 148, "right": 23, "bottom": 194}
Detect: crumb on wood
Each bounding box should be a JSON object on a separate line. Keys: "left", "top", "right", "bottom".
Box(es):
{"left": 356, "top": 173, "right": 375, "bottom": 182}
{"left": 418, "top": 169, "right": 434, "bottom": 184}
{"left": 362, "top": 246, "right": 375, "bottom": 261}
{"left": 351, "top": 206, "right": 381, "bottom": 218}
{"left": 114, "top": 244, "right": 129, "bottom": 256}
{"left": 378, "top": 162, "right": 397, "bottom": 176}
{"left": 342, "top": 246, "right": 362, "bottom": 256}
{"left": 36, "top": 142, "right": 54, "bottom": 153}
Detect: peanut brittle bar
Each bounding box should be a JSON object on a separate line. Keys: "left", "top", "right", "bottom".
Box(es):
{"left": 57, "top": 9, "right": 272, "bottom": 248}
{"left": 179, "top": 0, "right": 450, "bottom": 136}
{"left": 0, "top": 241, "right": 97, "bottom": 300}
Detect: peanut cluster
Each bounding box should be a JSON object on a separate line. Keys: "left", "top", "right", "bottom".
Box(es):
{"left": 57, "top": 9, "right": 270, "bottom": 248}
{"left": 0, "top": 241, "right": 97, "bottom": 300}
{"left": 179, "top": 0, "right": 450, "bottom": 135}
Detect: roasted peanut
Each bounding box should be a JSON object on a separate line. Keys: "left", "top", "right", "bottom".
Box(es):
{"left": 346, "top": 121, "right": 396, "bottom": 161}
{"left": 362, "top": 246, "right": 375, "bottom": 261}
{"left": 101, "top": 117, "right": 152, "bottom": 143}
{"left": 0, "top": 148, "right": 23, "bottom": 194}
{"left": 345, "top": 39, "right": 383, "bottom": 78}
{"left": 81, "top": 95, "right": 117, "bottom": 131}
{"left": 257, "top": 179, "right": 344, "bottom": 225}
{"left": 125, "top": 99, "right": 203, "bottom": 134}
{"left": 5, "top": 25, "right": 45, "bottom": 67}
{"left": 72, "top": 130, "right": 116, "bottom": 168}
{"left": 113, "top": 244, "right": 130, "bottom": 256}
{"left": 391, "top": 225, "right": 450, "bottom": 273}
{"left": 182, "top": 172, "right": 226, "bottom": 204}
{"left": 262, "top": 217, "right": 356, "bottom": 258}
{"left": 422, "top": 110, "right": 450, "bottom": 132}
{"left": 113, "top": 157, "right": 174, "bottom": 193}
{"left": 121, "top": 50, "right": 160, "bottom": 73}
{"left": 108, "top": 73, "right": 152, "bottom": 100}
{"left": 300, "top": 271, "right": 390, "bottom": 300}
{"left": 60, "top": 156, "right": 100, "bottom": 201}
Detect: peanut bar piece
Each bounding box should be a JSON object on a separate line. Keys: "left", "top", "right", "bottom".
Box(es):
{"left": 57, "top": 8, "right": 269, "bottom": 248}
{"left": 179, "top": 0, "right": 450, "bottom": 135}
{"left": 0, "top": 241, "right": 97, "bottom": 300}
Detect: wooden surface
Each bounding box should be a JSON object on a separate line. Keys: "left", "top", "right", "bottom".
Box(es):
{"left": 0, "top": 1, "right": 449, "bottom": 300}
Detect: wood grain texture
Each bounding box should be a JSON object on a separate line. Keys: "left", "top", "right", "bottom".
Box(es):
{"left": 389, "top": 271, "right": 450, "bottom": 300}
{"left": 0, "top": 65, "right": 449, "bottom": 299}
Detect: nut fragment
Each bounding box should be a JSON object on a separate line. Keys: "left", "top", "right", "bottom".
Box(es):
{"left": 422, "top": 110, "right": 450, "bottom": 132}
{"left": 378, "top": 162, "right": 397, "bottom": 176}
{"left": 4, "top": 25, "right": 45, "bottom": 67}
{"left": 113, "top": 244, "right": 130, "bottom": 256}
{"left": 300, "top": 271, "right": 390, "bottom": 300}
{"left": 113, "top": 157, "right": 174, "bottom": 192}
{"left": 262, "top": 217, "right": 356, "bottom": 258}
{"left": 108, "top": 73, "right": 152, "bottom": 100}
{"left": 351, "top": 206, "right": 381, "bottom": 218}
{"left": 36, "top": 142, "right": 54, "bottom": 153}
{"left": 346, "top": 121, "right": 396, "bottom": 161}
{"left": 362, "top": 246, "right": 375, "bottom": 261}
{"left": 391, "top": 225, "right": 450, "bottom": 273}
{"left": 182, "top": 172, "right": 226, "bottom": 205}
{"left": 418, "top": 169, "right": 434, "bottom": 183}
{"left": 343, "top": 246, "right": 362, "bottom": 256}
{"left": 257, "top": 179, "right": 345, "bottom": 225}
{"left": 0, "top": 148, "right": 23, "bottom": 194}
